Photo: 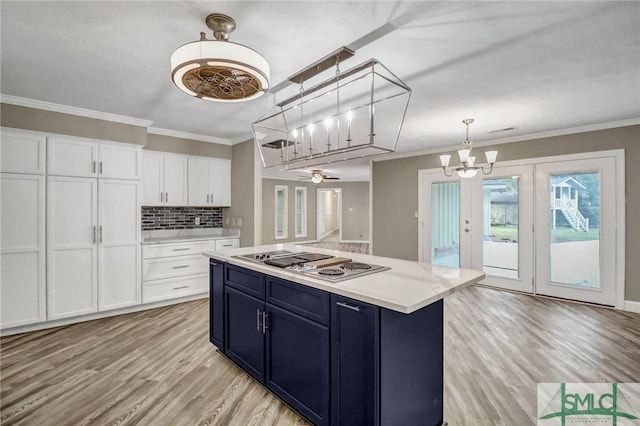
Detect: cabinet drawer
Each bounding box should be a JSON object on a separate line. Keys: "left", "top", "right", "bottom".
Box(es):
{"left": 142, "top": 274, "right": 208, "bottom": 303}
{"left": 143, "top": 241, "right": 214, "bottom": 259}
{"left": 215, "top": 238, "right": 239, "bottom": 250}
{"left": 267, "top": 277, "right": 330, "bottom": 326}
{"left": 143, "top": 255, "right": 209, "bottom": 281}
{"left": 225, "top": 264, "right": 265, "bottom": 299}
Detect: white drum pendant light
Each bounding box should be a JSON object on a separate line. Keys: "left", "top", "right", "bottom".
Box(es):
{"left": 171, "top": 13, "right": 270, "bottom": 102}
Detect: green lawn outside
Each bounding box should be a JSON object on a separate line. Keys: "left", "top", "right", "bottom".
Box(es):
{"left": 488, "top": 225, "right": 599, "bottom": 242}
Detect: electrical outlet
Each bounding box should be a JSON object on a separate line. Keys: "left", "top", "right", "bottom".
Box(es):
{"left": 195, "top": 217, "right": 200, "bottom": 225}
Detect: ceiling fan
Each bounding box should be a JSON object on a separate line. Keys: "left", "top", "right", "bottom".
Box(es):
{"left": 299, "top": 170, "right": 340, "bottom": 183}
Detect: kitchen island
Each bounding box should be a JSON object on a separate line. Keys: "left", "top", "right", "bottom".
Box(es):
{"left": 204, "top": 244, "right": 484, "bottom": 426}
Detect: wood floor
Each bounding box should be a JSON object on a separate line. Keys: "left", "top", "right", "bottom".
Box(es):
{"left": 1, "top": 286, "right": 639, "bottom": 425}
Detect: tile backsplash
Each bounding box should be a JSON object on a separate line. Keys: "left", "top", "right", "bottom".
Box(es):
{"left": 141, "top": 206, "right": 223, "bottom": 230}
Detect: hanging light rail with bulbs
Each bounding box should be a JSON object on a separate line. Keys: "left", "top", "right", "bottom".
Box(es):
{"left": 439, "top": 119, "right": 498, "bottom": 178}
{"left": 252, "top": 46, "right": 411, "bottom": 170}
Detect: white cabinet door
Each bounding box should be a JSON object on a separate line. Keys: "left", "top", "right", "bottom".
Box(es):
{"left": 142, "top": 151, "right": 164, "bottom": 206}
{"left": 99, "top": 144, "right": 141, "bottom": 180}
{"left": 164, "top": 154, "right": 188, "bottom": 205}
{"left": 98, "top": 179, "right": 141, "bottom": 311}
{"left": 210, "top": 159, "right": 231, "bottom": 206}
{"left": 187, "top": 157, "right": 211, "bottom": 206}
{"left": 47, "top": 176, "right": 98, "bottom": 320}
{"left": 0, "top": 174, "right": 46, "bottom": 328}
{"left": 0, "top": 128, "right": 46, "bottom": 174}
{"left": 47, "top": 137, "right": 99, "bottom": 177}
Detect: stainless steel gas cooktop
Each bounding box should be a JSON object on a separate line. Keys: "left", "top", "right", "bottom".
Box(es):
{"left": 232, "top": 251, "right": 390, "bottom": 282}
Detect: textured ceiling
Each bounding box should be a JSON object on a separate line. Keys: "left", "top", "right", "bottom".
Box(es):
{"left": 1, "top": 1, "right": 639, "bottom": 181}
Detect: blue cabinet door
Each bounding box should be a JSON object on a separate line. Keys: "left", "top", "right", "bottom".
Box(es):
{"left": 266, "top": 303, "right": 330, "bottom": 426}
{"left": 331, "top": 295, "right": 379, "bottom": 426}
{"left": 209, "top": 260, "right": 224, "bottom": 349}
{"left": 225, "top": 286, "right": 265, "bottom": 383}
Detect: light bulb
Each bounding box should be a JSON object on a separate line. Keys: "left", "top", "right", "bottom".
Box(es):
{"left": 346, "top": 110, "right": 353, "bottom": 122}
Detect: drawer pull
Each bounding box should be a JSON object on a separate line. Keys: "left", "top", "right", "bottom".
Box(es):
{"left": 172, "top": 248, "right": 191, "bottom": 251}
{"left": 172, "top": 265, "right": 190, "bottom": 269}
{"left": 336, "top": 301, "right": 360, "bottom": 312}
{"left": 172, "top": 285, "right": 190, "bottom": 290}
{"left": 221, "top": 244, "right": 232, "bottom": 247}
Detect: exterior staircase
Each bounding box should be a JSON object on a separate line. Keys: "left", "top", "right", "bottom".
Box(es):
{"left": 556, "top": 199, "right": 589, "bottom": 231}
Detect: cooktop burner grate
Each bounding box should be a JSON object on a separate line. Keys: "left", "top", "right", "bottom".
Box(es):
{"left": 318, "top": 268, "right": 345, "bottom": 276}
{"left": 341, "top": 262, "right": 372, "bottom": 271}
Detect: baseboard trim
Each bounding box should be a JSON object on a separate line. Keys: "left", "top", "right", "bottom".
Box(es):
{"left": 0, "top": 292, "right": 208, "bottom": 337}
{"left": 624, "top": 300, "right": 640, "bottom": 313}
{"left": 339, "top": 240, "right": 370, "bottom": 244}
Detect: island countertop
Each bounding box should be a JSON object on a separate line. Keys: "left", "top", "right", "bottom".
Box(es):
{"left": 204, "top": 244, "right": 485, "bottom": 314}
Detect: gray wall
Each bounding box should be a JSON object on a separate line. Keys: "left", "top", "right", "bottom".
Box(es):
{"left": 223, "top": 140, "right": 255, "bottom": 247}
{"left": 262, "top": 179, "right": 370, "bottom": 244}
{"left": 146, "top": 133, "right": 231, "bottom": 159}
{"left": 371, "top": 124, "right": 640, "bottom": 302}
{"left": 1, "top": 103, "right": 147, "bottom": 145}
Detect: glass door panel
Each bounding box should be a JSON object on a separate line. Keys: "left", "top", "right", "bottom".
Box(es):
{"left": 549, "top": 172, "right": 600, "bottom": 288}
{"left": 431, "top": 181, "right": 460, "bottom": 267}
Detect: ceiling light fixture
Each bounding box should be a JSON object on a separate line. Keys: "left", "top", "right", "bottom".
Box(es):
{"left": 311, "top": 171, "right": 324, "bottom": 184}
{"left": 440, "top": 119, "right": 498, "bottom": 178}
{"left": 171, "top": 13, "right": 270, "bottom": 102}
{"left": 252, "top": 46, "right": 411, "bottom": 170}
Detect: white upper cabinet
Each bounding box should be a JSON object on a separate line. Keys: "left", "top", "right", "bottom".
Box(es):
{"left": 141, "top": 151, "right": 187, "bottom": 205}
{"left": 48, "top": 136, "right": 141, "bottom": 179}
{"left": 98, "top": 144, "right": 141, "bottom": 180}
{"left": 187, "top": 157, "right": 231, "bottom": 207}
{"left": 0, "top": 128, "right": 46, "bottom": 174}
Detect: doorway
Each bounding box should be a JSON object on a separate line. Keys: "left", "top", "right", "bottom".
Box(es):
{"left": 418, "top": 150, "right": 624, "bottom": 307}
{"left": 316, "top": 188, "right": 342, "bottom": 242}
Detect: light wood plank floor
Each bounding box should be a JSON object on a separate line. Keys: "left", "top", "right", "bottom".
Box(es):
{"left": 1, "top": 286, "right": 639, "bottom": 425}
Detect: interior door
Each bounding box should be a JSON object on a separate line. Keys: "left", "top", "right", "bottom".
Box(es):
{"left": 470, "top": 165, "right": 534, "bottom": 293}
{"left": 535, "top": 157, "right": 617, "bottom": 306}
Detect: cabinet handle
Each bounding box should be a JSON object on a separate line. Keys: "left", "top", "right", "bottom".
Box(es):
{"left": 172, "top": 265, "right": 190, "bottom": 269}
{"left": 93, "top": 225, "right": 97, "bottom": 243}
{"left": 165, "top": 192, "right": 168, "bottom": 203}
{"left": 99, "top": 161, "right": 103, "bottom": 174}
{"left": 221, "top": 244, "right": 232, "bottom": 247}
{"left": 256, "top": 309, "right": 262, "bottom": 331}
{"left": 92, "top": 161, "right": 96, "bottom": 173}
{"left": 207, "top": 194, "right": 210, "bottom": 203}
{"left": 99, "top": 225, "right": 103, "bottom": 243}
{"left": 172, "top": 285, "right": 190, "bottom": 290}
{"left": 160, "top": 192, "right": 164, "bottom": 202}
{"left": 209, "top": 194, "right": 213, "bottom": 204}
{"left": 172, "top": 248, "right": 190, "bottom": 251}
{"left": 262, "top": 311, "right": 268, "bottom": 334}
{"left": 336, "top": 301, "right": 360, "bottom": 312}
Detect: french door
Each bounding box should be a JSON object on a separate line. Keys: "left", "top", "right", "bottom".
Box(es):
{"left": 419, "top": 151, "right": 622, "bottom": 306}
{"left": 419, "top": 165, "right": 534, "bottom": 293}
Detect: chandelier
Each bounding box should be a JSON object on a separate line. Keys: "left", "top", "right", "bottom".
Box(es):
{"left": 439, "top": 119, "right": 498, "bottom": 178}
{"left": 252, "top": 47, "right": 411, "bottom": 170}
{"left": 170, "top": 13, "right": 270, "bottom": 102}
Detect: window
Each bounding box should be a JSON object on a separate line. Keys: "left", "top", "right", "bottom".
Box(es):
{"left": 275, "top": 185, "right": 288, "bottom": 239}
{"left": 295, "top": 187, "right": 307, "bottom": 238}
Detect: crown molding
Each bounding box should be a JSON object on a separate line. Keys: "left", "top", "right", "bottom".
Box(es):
{"left": 147, "top": 127, "right": 231, "bottom": 145}
{"left": 373, "top": 117, "right": 640, "bottom": 162}
{"left": 0, "top": 94, "right": 154, "bottom": 127}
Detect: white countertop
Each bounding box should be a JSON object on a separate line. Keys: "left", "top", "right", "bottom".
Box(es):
{"left": 143, "top": 228, "right": 240, "bottom": 244}
{"left": 204, "top": 244, "right": 485, "bottom": 314}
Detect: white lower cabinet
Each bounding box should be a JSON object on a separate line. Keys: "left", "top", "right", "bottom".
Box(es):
{"left": 47, "top": 176, "right": 141, "bottom": 320}
{"left": 142, "top": 240, "right": 216, "bottom": 303}
{"left": 0, "top": 173, "right": 46, "bottom": 328}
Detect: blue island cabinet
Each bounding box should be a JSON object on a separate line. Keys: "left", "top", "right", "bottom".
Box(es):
{"left": 209, "top": 261, "right": 444, "bottom": 426}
